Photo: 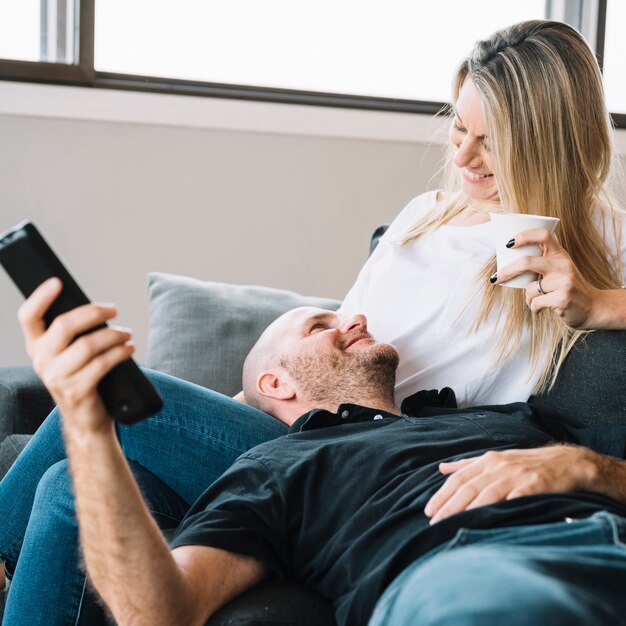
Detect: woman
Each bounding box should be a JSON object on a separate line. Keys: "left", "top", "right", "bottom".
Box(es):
{"left": 2, "top": 19, "right": 626, "bottom": 624}
{"left": 340, "top": 20, "right": 625, "bottom": 408}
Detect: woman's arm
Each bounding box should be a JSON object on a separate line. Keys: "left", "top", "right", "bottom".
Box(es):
{"left": 583, "top": 288, "right": 626, "bottom": 329}
{"left": 493, "top": 228, "right": 626, "bottom": 329}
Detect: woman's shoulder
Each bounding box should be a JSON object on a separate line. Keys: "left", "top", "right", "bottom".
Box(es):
{"left": 384, "top": 189, "right": 443, "bottom": 239}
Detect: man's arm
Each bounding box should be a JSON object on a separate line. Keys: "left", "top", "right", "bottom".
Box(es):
{"left": 66, "top": 424, "right": 266, "bottom": 625}
{"left": 19, "top": 279, "right": 266, "bottom": 625}
{"left": 424, "top": 445, "right": 626, "bottom": 524}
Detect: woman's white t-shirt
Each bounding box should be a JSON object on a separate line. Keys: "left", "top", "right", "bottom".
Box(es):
{"left": 339, "top": 190, "right": 626, "bottom": 408}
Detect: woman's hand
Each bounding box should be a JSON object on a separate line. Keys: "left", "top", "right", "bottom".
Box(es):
{"left": 17, "top": 277, "right": 136, "bottom": 434}
{"left": 424, "top": 445, "right": 599, "bottom": 524}
{"left": 494, "top": 228, "right": 603, "bottom": 329}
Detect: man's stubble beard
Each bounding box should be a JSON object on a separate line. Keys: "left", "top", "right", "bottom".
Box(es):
{"left": 284, "top": 343, "right": 399, "bottom": 410}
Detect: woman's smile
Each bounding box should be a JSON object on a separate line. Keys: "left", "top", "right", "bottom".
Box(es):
{"left": 462, "top": 168, "right": 495, "bottom": 184}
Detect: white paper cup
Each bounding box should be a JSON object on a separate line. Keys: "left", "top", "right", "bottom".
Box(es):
{"left": 490, "top": 213, "right": 560, "bottom": 288}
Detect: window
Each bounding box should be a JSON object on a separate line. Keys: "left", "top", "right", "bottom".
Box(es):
{"left": 95, "top": 0, "right": 544, "bottom": 104}
{"left": 602, "top": 1, "right": 626, "bottom": 115}
{"left": 0, "top": 0, "right": 623, "bottom": 126}
{"left": 0, "top": 0, "right": 41, "bottom": 63}
{"left": 0, "top": 0, "right": 92, "bottom": 83}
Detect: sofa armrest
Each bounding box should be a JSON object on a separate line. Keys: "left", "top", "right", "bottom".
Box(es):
{"left": 0, "top": 366, "right": 54, "bottom": 440}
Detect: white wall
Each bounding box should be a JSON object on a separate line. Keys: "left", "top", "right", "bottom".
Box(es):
{"left": 0, "top": 90, "right": 443, "bottom": 366}
{"left": 1, "top": 83, "right": 625, "bottom": 368}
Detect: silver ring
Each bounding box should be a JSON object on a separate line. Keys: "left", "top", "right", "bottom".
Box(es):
{"left": 536, "top": 278, "right": 546, "bottom": 295}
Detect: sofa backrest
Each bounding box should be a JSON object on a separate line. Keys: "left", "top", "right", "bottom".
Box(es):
{"left": 529, "top": 330, "right": 626, "bottom": 426}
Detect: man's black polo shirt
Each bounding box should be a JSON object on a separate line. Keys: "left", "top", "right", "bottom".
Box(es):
{"left": 170, "top": 392, "right": 626, "bottom": 626}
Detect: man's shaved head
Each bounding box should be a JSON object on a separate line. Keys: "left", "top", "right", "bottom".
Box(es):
{"left": 241, "top": 309, "right": 304, "bottom": 413}
{"left": 242, "top": 307, "right": 399, "bottom": 420}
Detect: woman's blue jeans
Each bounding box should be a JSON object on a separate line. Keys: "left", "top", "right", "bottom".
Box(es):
{"left": 369, "top": 511, "right": 626, "bottom": 626}
{"left": 0, "top": 370, "right": 287, "bottom": 625}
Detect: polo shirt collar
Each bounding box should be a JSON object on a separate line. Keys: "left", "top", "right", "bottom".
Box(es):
{"left": 289, "top": 404, "right": 398, "bottom": 434}
{"left": 289, "top": 386, "right": 459, "bottom": 434}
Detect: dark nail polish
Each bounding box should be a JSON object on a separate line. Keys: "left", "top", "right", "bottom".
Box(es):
{"left": 489, "top": 272, "right": 498, "bottom": 284}
{"left": 505, "top": 239, "right": 515, "bottom": 248}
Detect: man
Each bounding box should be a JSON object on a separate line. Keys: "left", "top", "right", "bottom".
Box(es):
{"left": 15, "top": 279, "right": 626, "bottom": 625}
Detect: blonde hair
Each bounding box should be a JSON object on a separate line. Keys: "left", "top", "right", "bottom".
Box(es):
{"left": 404, "top": 20, "right": 624, "bottom": 394}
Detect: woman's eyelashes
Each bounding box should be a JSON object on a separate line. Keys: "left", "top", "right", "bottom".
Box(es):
{"left": 453, "top": 118, "right": 490, "bottom": 152}
{"left": 453, "top": 120, "right": 467, "bottom": 133}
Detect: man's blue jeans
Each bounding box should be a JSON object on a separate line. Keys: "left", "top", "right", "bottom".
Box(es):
{"left": 369, "top": 511, "right": 626, "bottom": 626}
{"left": 0, "top": 370, "right": 287, "bottom": 625}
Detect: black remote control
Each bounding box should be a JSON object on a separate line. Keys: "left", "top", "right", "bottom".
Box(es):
{"left": 0, "top": 221, "right": 163, "bottom": 424}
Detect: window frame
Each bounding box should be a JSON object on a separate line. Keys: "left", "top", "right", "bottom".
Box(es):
{"left": 0, "top": 0, "right": 94, "bottom": 84}
{"left": 0, "top": 0, "right": 623, "bottom": 127}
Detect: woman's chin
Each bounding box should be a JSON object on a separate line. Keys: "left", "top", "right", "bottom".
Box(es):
{"left": 462, "top": 182, "right": 500, "bottom": 206}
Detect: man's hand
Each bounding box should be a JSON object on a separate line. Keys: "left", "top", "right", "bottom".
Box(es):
{"left": 18, "top": 277, "right": 135, "bottom": 434}
{"left": 424, "top": 445, "right": 601, "bottom": 524}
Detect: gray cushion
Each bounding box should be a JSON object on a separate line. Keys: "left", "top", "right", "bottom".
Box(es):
{"left": 145, "top": 273, "right": 341, "bottom": 396}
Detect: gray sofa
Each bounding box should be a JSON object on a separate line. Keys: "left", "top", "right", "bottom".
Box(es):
{"left": 2, "top": 254, "right": 626, "bottom": 623}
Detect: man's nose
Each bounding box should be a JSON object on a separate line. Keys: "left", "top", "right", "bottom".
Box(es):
{"left": 339, "top": 314, "right": 367, "bottom": 334}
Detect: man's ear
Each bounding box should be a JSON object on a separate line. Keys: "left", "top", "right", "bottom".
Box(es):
{"left": 257, "top": 368, "right": 297, "bottom": 401}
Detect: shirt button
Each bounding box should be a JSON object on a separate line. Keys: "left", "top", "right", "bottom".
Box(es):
{"left": 374, "top": 414, "right": 383, "bottom": 420}
{"left": 341, "top": 410, "right": 350, "bottom": 419}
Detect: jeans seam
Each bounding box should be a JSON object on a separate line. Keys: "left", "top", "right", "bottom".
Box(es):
{"left": 73, "top": 576, "right": 88, "bottom": 626}
{"left": 602, "top": 513, "right": 626, "bottom": 550}
{"left": 440, "top": 528, "right": 469, "bottom": 552}
{"left": 131, "top": 416, "right": 249, "bottom": 457}
{"left": 2, "top": 536, "right": 25, "bottom": 568}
